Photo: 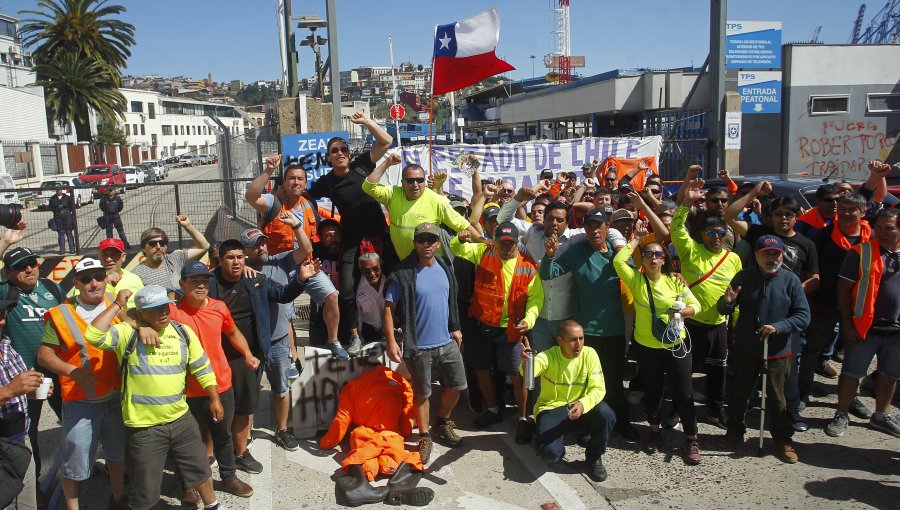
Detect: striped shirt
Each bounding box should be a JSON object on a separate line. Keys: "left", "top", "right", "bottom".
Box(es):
{"left": 0, "top": 337, "right": 29, "bottom": 439}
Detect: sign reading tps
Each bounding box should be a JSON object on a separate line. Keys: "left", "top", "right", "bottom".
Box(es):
{"left": 737, "top": 71, "right": 782, "bottom": 114}
{"left": 726, "top": 21, "right": 782, "bottom": 69}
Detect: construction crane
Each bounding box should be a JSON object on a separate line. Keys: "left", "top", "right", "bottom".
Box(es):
{"left": 811, "top": 25, "right": 822, "bottom": 43}
{"left": 852, "top": 0, "right": 900, "bottom": 44}
{"left": 851, "top": 4, "right": 867, "bottom": 43}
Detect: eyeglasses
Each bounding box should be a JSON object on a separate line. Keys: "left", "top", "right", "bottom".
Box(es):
{"left": 361, "top": 266, "right": 381, "bottom": 274}
{"left": 414, "top": 237, "right": 438, "bottom": 246}
{"left": 76, "top": 273, "right": 106, "bottom": 284}
{"left": 329, "top": 146, "right": 350, "bottom": 154}
{"left": 772, "top": 211, "right": 797, "bottom": 219}
{"left": 643, "top": 251, "right": 665, "bottom": 259}
{"left": 705, "top": 229, "right": 727, "bottom": 238}
{"left": 819, "top": 197, "right": 838, "bottom": 204}
{"left": 9, "top": 259, "right": 38, "bottom": 271}
{"left": 404, "top": 177, "right": 425, "bottom": 184}
{"left": 145, "top": 240, "right": 168, "bottom": 248}
{"left": 706, "top": 197, "right": 729, "bottom": 204}
{"left": 646, "top": 188, "right": 662, "bottom": 195}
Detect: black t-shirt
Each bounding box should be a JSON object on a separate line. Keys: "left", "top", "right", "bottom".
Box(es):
{"left": 308, "top": 152, "right": 387, "bottom": 246}
{"left": 811, "top": 225, "right": 863, "bottom": 308}
{"left": 312, "top": 243, "right": 341, "bottom": 289}
{"left": 215, "top": 274, "right": 260, "bottom": 359}
{"left": 745, "top": 224, "right": 819, "bottom": 278}
{"left": 840, "top": 247, "right": 900, "bottom": 332}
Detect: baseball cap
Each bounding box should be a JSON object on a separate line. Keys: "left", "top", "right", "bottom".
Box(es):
{"left": 3, "top": 247, "right": 37, "bottom": 268}
{"left": 598, "top": 204, "right": 616, "bottom": 217}
{"left": 240, "top": 228, "right": 268, "bottom": 248}
{"left": 581, "top": 163, "right": 592, "bottom": 170}
{"left": 181, "top": 260, "right": 213, "bottom": 278}
{"left": 495, "top": 222, "right": 519, "bottom": 242}
{"left": 755, "top": 235, "right": 785, "bottom": 252}
{"left": 413, "top": 222, "right": 440, "bottom": 240}
{"left": 449, "top": 199, "right": 468, "bottom": 210}
{"left": 610, "top": 209, "right": 637, "bottom": 223}
{"left": 74, "top": 257, "right": 104, "bottom": 274}
{"left": 483, "top": 206, "right": 500, "bottom": 219}
{"left": 539, "top": 169, "right": 553, "bottom": 180}
{"left": 98, "top": 238, "right": 125, "bottom": 253}
{"left": 134, "top": 285, "right": 174, "bottom": 310}
{"left": 583, "top": 207, "right": 609, "bottom": 224}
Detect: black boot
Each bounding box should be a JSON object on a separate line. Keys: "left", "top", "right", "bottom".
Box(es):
{"left": 335, "top": 465, "right": 389, "bottom": 507}
{"left": 385, "top": 487, "right": 435, "bottom": 506}
{"left": 387, "top": 462, "right": 422, "bottom": 492}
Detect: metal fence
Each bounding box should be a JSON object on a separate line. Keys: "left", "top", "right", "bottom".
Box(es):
{"left": 2, "top": 140, "right": 28, "bottom": 179}
{"left": 644, "top": 108, "right": 709, "bottom": 180}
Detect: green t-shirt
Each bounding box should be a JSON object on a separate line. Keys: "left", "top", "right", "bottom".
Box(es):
{"left": 0, "top": 280, "right": 64, "bottom": 368}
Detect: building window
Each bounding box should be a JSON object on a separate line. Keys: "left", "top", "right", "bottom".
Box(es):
{"left": 133, "top": 124, "right": 138, "bottom": 135}
{"left": 809, "top": 95, "right": 849, "bottom": 115}
{"left": 162, "top": 125, "right": 172, "bottom": 135}
{"left": 130, "top": 101, "right": 143, "bottom": 113}
{"left": 151, "top": 134, "right": 158, "bottom": 146}
{"left": 148, "top": 103, "right": 156, "bottom": 119}
{"left": 866, "top": 93, "right": 900, "bottom": 113}
{"left": 140, "top": 125, "right": 145, "bottom": 135}
{"left": 125, "top": 124, "right": 130, "bottom": 136}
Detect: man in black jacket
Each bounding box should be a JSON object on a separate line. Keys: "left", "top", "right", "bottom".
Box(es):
{"left": 715, "top": 235, "right": 810, "bottom": 464}
{"left": 49, "top": 188, "right": 75, "bottom": 254}
{"left": 383, "top": 223, "right": 466, "bottom": 465}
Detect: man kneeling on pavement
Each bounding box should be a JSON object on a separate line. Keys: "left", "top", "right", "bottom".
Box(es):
{"left": 523, "top": 320, "right": 615, "bottom": 482}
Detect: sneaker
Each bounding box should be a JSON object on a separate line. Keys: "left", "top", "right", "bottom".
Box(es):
{"left": 433, "top": 419, "right": 462, "bottom": 447}
{"left": 642, "top": 430, "right": 661, "bottom": 454}
{"left": 681, "top": 439, "right": 701, "bottom": 465}
{"left": 346, "top": 335, "right": 363, "bottom": 357}
{"left": 385, "top": 487, "right": 435, "bottom": 506}
{"left": 831, "top": 350, "right": 844, "bottom": 363}
{"left": 849, "top": 397, "right": 873, "bottom": 419}
{"left": 287, "top": 364, "right": 300, "bottom": 381}
{"left": 221, "top": 476, "right": 254, "bottom": 498}
{"left": 585, "top": 456, "right": 608, "bottom": 482}
{"left": 417, "top": 437, "right": 433, "bottom": 464}
{"left": 275, "top": 428, "right": 299, "bottom": 451}
{"left": 515, "top": 419, "right": 533, "bottom": 445}
{"left": 614, "top": 422, "right": 641, "bottom": 442}
{"left": 473, "top": 410, "right": 502, "bottom": 429}
{"left": 181, "top": 488, "right": 201, "bottom": 508}
{"left": 327, "top": 341, "right": 350, "bottom": 360}
{"left": 824, "top": 411, "right": 850, "bottom": 437}
{"left": 816, "top": 363, "right": 839, "bottom": 379}
{"left": 235, "top": 450, "right": 263, "bottom": 474}
{"left": 870, "top": 413, "right": 900, "bottom": 438}
{"left": 208, "top": 455, "right": 218, "bottom": 468}
{"left": 786, "top": 408, "right": 808, "bottom": 432}
{"left": 716, "top": 429, "right": 744, "bottom": 450}
{"left": 775, "top": 441, "right": 798, "bottom": 464}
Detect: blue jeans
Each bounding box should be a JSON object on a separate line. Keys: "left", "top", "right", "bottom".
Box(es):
{"left": 265, "top": 335, "right": 292, "bottom": 398}
{"left": 536, "top": 402, "right": 616, "bottom": 462}
{"left": 60, "top": 398, "right": 126, "bottom": 481}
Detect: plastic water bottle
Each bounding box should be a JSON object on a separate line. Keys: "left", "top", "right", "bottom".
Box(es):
{"left": 523, "top": 349, "right": 535, "bottom": 390}
{"left": 671, "top": 295, "right": 686, "bottom": 336}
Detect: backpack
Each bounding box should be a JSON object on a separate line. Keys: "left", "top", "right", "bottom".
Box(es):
{"left": 4, "top": 278, "right": 64, "bottom": 306}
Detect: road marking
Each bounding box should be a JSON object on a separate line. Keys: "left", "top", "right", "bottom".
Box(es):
{"left": 496, "top": 421, "right": 589, "bottom": 510}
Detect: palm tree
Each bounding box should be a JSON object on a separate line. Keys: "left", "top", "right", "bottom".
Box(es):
{"left": 18, "top": 0, "right": 135, "bottom": 141}
{"left": 36, "top": 52, "right": 126, "bottom": 142}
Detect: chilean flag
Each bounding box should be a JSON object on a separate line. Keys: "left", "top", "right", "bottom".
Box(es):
{"left": 432, "top": 8, "right": 515, "bottom": 95}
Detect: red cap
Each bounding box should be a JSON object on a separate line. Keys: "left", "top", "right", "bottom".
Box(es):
{"left": 98, "top": 238, "right": 125, "bottom": 252}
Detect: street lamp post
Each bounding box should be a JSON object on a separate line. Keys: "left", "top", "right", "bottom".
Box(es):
{"left": 530, "top": 55, "right": 535, "bottom": 79}
{"left": 298, "top": 16, "right": 328, "bottom": 99}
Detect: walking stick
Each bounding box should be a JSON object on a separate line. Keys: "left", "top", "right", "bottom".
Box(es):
{"left": 758, "top": 333, "right": 769, "bottom": 457}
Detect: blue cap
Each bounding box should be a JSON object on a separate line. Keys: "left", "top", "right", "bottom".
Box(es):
{"left": 755, "top": 235, "right": 785, "bottom": 252}
{"left": 134, "top": 285, "right": 174, "bottom": 310}
{"left": 181, "top": 261, "right": 213, "bottom": 278}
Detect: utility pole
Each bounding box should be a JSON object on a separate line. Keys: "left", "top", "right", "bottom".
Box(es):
{"left": 283, "top": 0, "right": 298, "bottom": 97}
{"left": 326, "top": 0, "right": 342, "bottom": 132}
{"left": 707, "top": 0, "right": 726, "bottom": 174}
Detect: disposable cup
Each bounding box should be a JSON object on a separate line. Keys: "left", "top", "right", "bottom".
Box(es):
{"left": 34, "top": 377, "right": 51, "bottom": 400}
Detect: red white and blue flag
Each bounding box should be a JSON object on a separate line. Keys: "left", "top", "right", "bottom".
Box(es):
{"left": 432, "top": 8, "right": 515, "bottom": 95}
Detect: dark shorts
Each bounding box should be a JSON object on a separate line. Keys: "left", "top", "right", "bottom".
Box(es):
{"left": 466, "top": 323, "right": 524, "bottom": 375}
{"left": 229, "top": 358, "right": 262, "bottom": 416}
{"left": 404, "top": 341, "right": 468, "bottom": 401}
{"left": 126, "top": 413, "right": 211, "bottom": 509}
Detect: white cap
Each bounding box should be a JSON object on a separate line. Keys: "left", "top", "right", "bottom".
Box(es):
{"left": 74, "top": 257, "right": 104, "bottom": 274}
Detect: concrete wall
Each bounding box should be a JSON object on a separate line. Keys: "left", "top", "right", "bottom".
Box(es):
{"left": 781, "top": 45, "right": 900, "bottom": 180}
{"left": 0, "top": 86, "right": 49, "bottom": 139}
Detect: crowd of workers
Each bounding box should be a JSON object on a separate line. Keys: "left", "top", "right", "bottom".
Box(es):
{"left": 0, "top": 111, "right": 897, "bottom": 509}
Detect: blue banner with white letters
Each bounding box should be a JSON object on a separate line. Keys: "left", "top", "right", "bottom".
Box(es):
{"left": 726, "top": 21, "right": 782, "bottom": 69}
{"left": 737, "top": 71, "right": 782, "bottom": 114}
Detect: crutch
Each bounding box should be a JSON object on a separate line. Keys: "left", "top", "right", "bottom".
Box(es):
{"left": 758, "top": 334, "right": 769, "bottom": 457}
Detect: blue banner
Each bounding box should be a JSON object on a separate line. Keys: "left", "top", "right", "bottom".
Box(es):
{"left": 281, "top": 131, "right": 350, "bottom": 185}
{"left": 737, "top": 71, "right": 782, "bottom": 114}
{"left": 726, "top": 21, "right": 782, "bottom": 69}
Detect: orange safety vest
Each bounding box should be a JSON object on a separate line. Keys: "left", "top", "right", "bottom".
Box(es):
{"left": 46, "top": 294, "right": 122, "bottom": 401}
{"left": 850, "top": 240, "right": 885, "bottom": 339}
{"left": 262, "top": 197, "right": 318, "bottom": 255}
{"left": 469, "top": 247, "right": 537, "bottom": 342}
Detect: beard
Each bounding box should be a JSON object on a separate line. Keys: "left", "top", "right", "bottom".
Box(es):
{"left": 762, "top": 259, "right": 783, "bottom": 275}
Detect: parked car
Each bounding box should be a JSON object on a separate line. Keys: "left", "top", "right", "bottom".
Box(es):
{"left": 80, "top": 164, "right": 126, "bottom": 196}
{"left": 165, "top": 156, "right": 180, "bottom": 166}
{"left": 36, "top": 176, "right": 93, "bottom": 210}
{"left": 137, "top": 163, "right": 156, "bottom": 182}
{"left": 145, "top": 159, "right": 168, "bottom": 179}
{"left": 197, "top": 154, "right": 213, "bottom": 165}
{"left": 123, "top": 166, "right": 146, "bottom": 188}
{"left": 178, "top": 154, "right": 201, "bottom": 167}
{"left": 0, "top": 172, "right": 20, "bottom": 206}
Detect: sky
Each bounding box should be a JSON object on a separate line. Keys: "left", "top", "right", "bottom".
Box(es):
{"left": 1, "top": 0, "right": 868, "bottom": 84}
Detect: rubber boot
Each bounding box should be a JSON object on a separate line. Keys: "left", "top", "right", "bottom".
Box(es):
{"left": 335, "top": 465, "right": 389, "bottom": 507}
{"left": 385, "top": 487, "right": 435, "bottom": 507}
{"left": 387, "top": 462, "right": 422, "bottom": 492}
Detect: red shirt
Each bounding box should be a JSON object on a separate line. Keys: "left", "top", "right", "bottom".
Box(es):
{"left": 170, "top": 299, "right": 236, "bottom": 397}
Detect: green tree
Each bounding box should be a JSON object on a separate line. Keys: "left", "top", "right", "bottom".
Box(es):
{"left": 95, "top": 117, "right": 127, "bottom": 145}
{"left": 19, "top": 0, "right": 135, "bottom": 141}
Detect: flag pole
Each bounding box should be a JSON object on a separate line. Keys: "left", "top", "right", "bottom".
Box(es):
{"left": 428, "top": 26, "right": 436, "bottom": 176}
{"left": 388, "top": 33, "right": 401, "bottom": 185}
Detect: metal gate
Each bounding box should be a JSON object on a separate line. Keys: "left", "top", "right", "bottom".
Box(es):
{"left": 644, "top": 108, "right": 709, "bottom": 180}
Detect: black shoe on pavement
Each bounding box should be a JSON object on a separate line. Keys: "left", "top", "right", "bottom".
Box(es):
{"left": 642, "top": 429, "right": 661, "bottom": 454}
{"left": 849, "top": 397, "right": 873, "bottom": 420}
{"left": 275, "top": 428, "right": 300, "bottom": 451}
{"left": 585, "top": 456, "right": 608, "bottom": 482}
{"left": 702, "top": 407, "right": 728, "bottom": 430}
{"left": 235, "top": 450, "right": 263, "bottom": 474}
{"left": 615, "top": 422, "right": 641, "bottom": 442}
{"left": 515, "top": 419, "right": 533, "bottom": 445}
{"left": 473, "top": 410, "right": 502, "bottom": 429}
{"left": 786, "top": 408, "right": 808, "bottom": 432}
{"left": 385, "top": 487, "right": 435, "bottom": 506}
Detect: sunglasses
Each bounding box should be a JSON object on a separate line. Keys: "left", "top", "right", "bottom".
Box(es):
{"left": 361, "top": 266, "right": 381, "bottom": 274}
{"left": 414, "top": 237, "right": 439, "bottom": 246}
{"left": 500, "top": 188, "right": 514, "bottom": 194}
{"left": 76, "top": 273, "right": 106, "bottom": 284}
{"left": 706, "top": 197, "right": 729, "bottom": 204}
{"left": 706, "top": 229, "right": 727, "bottom": 238}
{"left": 10, "top": 259, "right": 38, "bottom": 271}
{"left": 646, "top": 188, "right": 662, "bottom": 194}
{"left": 329, "top": 146, "right": 350, "bottom": 154}
{"left": 643, "top": 250, "right": 666, "bottom": 259}
{"left": 145, "top": 239, "right": 168, "bottom": 248}
{"left": 404, "top": 177, "right": 425, "bottom": 184}
{"left": 772, "top": 211, "right": 797, "bottom": 219}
